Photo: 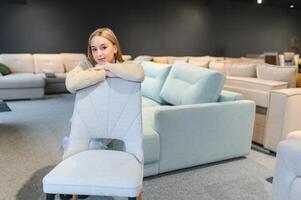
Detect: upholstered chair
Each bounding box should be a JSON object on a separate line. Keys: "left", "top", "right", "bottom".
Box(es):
{"left": 43, "top": 78, "right": 143, "bottom": 200}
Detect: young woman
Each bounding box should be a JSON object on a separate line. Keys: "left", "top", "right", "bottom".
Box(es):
{"left": 61, "top": 28, "right": 144, "bottom": 200}
{"left": 66, "top": 27, "right": 144, "bottom": 93}
{"left": 64, "top": 27, "right": 144, "bottom": 150}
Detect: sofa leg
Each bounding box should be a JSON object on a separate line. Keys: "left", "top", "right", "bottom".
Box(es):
{"left": 46, "top": 193, "right": 55, "bottom": 200}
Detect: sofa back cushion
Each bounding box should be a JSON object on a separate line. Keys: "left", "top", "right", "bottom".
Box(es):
{"left": 168, "top": 56, "right": 188, "bottom": 64}
{"left": 60, "top": 53, "right": 87, "bottom": 72}
{"left": 141, "top": 61, "right": 172, "bottom": 104}
{"left": 226, "top": 62, "right": 257, "bottom": 77}
{"left": 160, "top": 61, "right": 225, "bottom": 105}
{"left": 0, "top": 54, "right": 34, "bottom": 73}
{"left": 209, "top": 61, "right": 226, "bottom": 75}
{"left": 256, "top": 63, "right": 297, "bottom": 88}
{"left": 188, "top": 59, "right": 209, "bottom": 68}
{"left": 33, "top": 54, "right": 65, "bottom": 73}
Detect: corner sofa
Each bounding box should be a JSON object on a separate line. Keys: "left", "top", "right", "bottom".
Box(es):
{"left": 135, "top": 55, "right": 301, "bottom": 152}
{"left": 0, "top": 53, "right": 86, "bottom": 100}
{"left": 120, "top": 61, "right": 256, "bottom": 177}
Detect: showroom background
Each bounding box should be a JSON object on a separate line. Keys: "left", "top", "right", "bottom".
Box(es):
{"left": 0, "top": 0, "right": 300, "bottom": 57}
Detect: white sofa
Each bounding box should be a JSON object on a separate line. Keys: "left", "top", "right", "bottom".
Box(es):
{"left": 272, "top": 130, "right": 301, "bottom": 200}
{"left": 134, "top": 55, "right": 301, "bottom": 152}
{"left": 0, "top": 53, "right": 86, "bottom": 100}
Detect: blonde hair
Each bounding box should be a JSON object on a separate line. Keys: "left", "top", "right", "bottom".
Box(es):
{"left": 87, "top": 27, "right": 124, "bottom": 65}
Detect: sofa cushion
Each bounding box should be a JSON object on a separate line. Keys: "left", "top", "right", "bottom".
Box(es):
{"left": 37, "top": 73, "right": 66, "bottom": 83}
{"left": 134, "top": 55, "right": 153, "bottom": 62}
{"left": 225, "top": 63, "right": 257, "bottom": 77}
{"left": 153, "top": 56, "right": 169, "bottom": 64}
{"left": 0, "top": 63, "right": 11, "bottom": 75}
{"left": 0, "top": 54, "right": 34, "bottom": 73}
{"left": 218, "top": 90, "right": 243, "bottom": 102}
{"left": 188, "top": 59, "right": 209, "bottom": 68}
{"left": 209, "top": 61, "right": 226, "bottom": 75}
{"left": 168, "top": 56, "right": 188, "bottom": 64}
{"left": 256, "top": 63, "right": 297, "bottom": 88}
{"left": 60, "top": 53, "right": 87, "bottom": 72}
{"left": 141, "top": 61, "right": 172, "bottom": 104}
{"left": 0, "top": 73, "right": 45, "bottom": 89}
{"left": 142, "top": 96, "right": 161, "bottom": 107}
{"left": 142, "top": 107, "right": 163, "bottom": 164}
{"left": 226, "top": 76, "right": 288, "bottom": 91}
{"left": 34, "top": 54, "right": 65, "bottom": 73}
{"left": 160, "top": 61, "right": 225, "bottom": 105}
{"left": 224, "top": 76, "right": 288, "bottom": 108}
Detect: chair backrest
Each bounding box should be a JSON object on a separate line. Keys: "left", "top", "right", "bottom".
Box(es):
{"left": 63, "top": 78, "right": 143, "bottom": 163}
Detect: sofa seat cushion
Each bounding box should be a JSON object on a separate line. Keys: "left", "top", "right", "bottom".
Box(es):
{"left": 142, "top": 96, "right": 161, "bottom": 107}
{"left": 141, "top": 61, "right": 172, "bottom": 104}
{"left": 0, "top": 73, "right": 45, "bottom": 89}
{"left": 37, "top": 73, "right": 66, "bottom": 83}
{"left": 226, "top": 76, "right": 288, "bottom": 91}
{"left": 142, "top": 106, "right": 165, "bottom": 164}
{"left": 160, "top": 61, "right": 225, "bottom": 105}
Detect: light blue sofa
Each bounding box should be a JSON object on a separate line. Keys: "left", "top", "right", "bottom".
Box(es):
{"left": 114, "top": 61, "right": 256, "bottom": 177}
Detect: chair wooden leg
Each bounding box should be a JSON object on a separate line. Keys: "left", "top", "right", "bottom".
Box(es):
{"left": 138, "top": 193, "right": 142, "bottom": 200}
{"left": 46, "top": 193, "right": 55, "bottom": 200}
{"left": 72, "top": 195, "right": 78, "bottom": 200}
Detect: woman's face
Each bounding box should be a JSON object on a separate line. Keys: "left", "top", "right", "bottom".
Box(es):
{"left": 90, "top": 35, "right": 117, "bottom": 64}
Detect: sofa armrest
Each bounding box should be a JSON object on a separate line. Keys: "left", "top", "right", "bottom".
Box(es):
{"left": 264, "top": 88, "right": 301, "bottom": 152}
{"left": 272, "top": 138, "right": 301, "bottom": 200}
{"left": 152, "top": 100, "right": 255, "bottom": 173}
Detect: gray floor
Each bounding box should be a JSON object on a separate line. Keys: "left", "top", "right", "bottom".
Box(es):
{"left": 0, "top": 94, "right": 275, "bottom": 200}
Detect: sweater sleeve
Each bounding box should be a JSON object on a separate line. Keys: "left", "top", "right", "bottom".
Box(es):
{"left": 104, "top": 61, "right": 145, "bottom": 82}
{"left": 65, "top": 66, "right": 106, "bottom": 94}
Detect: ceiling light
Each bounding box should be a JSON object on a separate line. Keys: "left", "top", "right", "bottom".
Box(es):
{"left": 257, "top": 0, "right": 263, "bottom": 4}
{"left": 290, "top": 4, "right": 294, "bottom": 8}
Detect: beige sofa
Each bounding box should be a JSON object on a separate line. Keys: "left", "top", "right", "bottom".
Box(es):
{"left": 0, "top": 53, "right": 86, "bottom": 100}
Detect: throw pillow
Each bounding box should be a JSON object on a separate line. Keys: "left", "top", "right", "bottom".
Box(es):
{"left": 0, "top": 63, "right": 11, "bottom": 75}
{"left": 225, "top": 62, "right": 257, "bottom": 77}
{"left": 256, "top": 63, "right": 297, "bottom": 88}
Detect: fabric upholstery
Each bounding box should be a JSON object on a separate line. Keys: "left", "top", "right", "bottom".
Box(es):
{"left": 33, "top": 54, "right": 65, "bottom": 73}
{"left": 142, "top": 96, "right": 161, "bottom": 107}
{"left": 187, "top": 59, "right": 209, "bottom": 68}
{"left": 209, "top": 61, "right": 226, "bottom": 74}
{"left": 0, "top": 73, "right": 45, "bottom": 89}
{"left": 153, "top": 56, "right": 169, "bottom": 64}
{"left": 225, "top": 63, "right": 257, "bottom": 77}
{"left": 256, "top": 63, "right": 297, "bottom": 88}
{"left": 43, "top": 150, "right": 143, "bottom": 197}
{"left": 160, "top": 61, "right": 225, "bottom": 105}
{"left": 141, "top": 61, "right": 171, "bottom": 104}
{"left": 63, "top": 78, "right": 143, "bottom": 162}
{"left": 264, "top": 89, "right": 301, "bottom": 151}
{"left": 60, "top": 53, "right": 87, "bottom": 72}
{"left": 272, "top": 136, "right": 301, "bottom": 200}
{"left": 167, "top": 56, "right": 188, "bottom": 64}
{"left": 152, "top": 100, "right": 255, "bottom": 173}
{"left": 0, "top": 54, "right": 34, "bottom": 73}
